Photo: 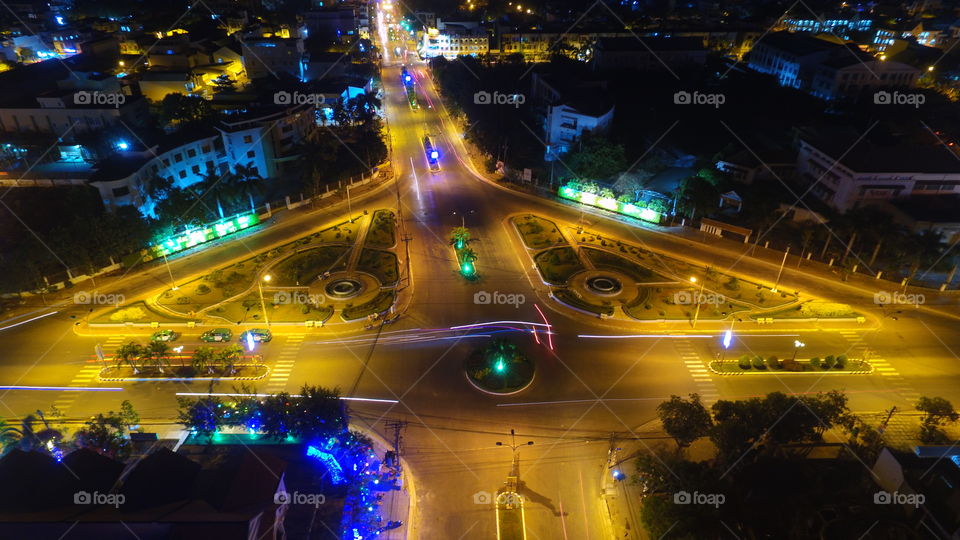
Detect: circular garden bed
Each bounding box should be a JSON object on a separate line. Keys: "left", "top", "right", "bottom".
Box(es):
{"left": 464, "top": 339, "right": 535, "bottom": 394}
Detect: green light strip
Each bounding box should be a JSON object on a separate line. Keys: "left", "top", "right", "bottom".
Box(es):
{"left": 558, "top": 184, "right": 661, "bottom": 223}
{"left": 151, "top": 212, "right": 260, "bottom": 258}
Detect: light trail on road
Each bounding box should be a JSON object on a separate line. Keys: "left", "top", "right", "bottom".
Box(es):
{"left": 0, "top": 310, "right": 60, "bottom": 331}
{"left": 0, "top": 385, "right": 122, "bottom": 391}
{"left": 175, "top": 392, "right": 399, "bottom": 404}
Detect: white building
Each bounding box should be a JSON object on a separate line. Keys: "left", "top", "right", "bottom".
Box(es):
{"left": 88, "top": 103, "right": 316, "bottom": 212}
{"left": 531, "top": 73, "right": 614, "bottom": 161}
{"left": 420, "top": 21, "right": 488, "bottom": 60}
{"left": 797, "top": 132, "right": 960, "bottom": 211}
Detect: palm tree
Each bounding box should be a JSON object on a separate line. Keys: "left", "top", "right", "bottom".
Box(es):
{"left": 0, "top": 419, "right": 22, "bottom": 456}
{"left": 146, "top": 341, "right": 171, "bottom": 374}
{"left": 115, "top": 342, "right": 144, "bottom": 374}
{"left": 191, "top": 346, "right": 217, "bottom": 375}
{"left": 451, "top": 226, "right": 470, "bottom": 248}
{"left": 218, "top": 344, "right": 243, "bottom": 375}
{"left": 18, "top": 412, "right": 64, "bottom": 456}
{"left": 460, "top": 247, "right": 478, "bottom": 263}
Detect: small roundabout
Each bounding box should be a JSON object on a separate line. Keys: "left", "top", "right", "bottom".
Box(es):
{"left": 463, "top": 339, "right": 536, "bottom": 395}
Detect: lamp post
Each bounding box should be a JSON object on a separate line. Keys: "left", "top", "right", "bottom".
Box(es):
{"left": 163, "top": 253, "right": 178, "bottom": 291}
{"left": 771, "top": 246, "right": 790, "bottom": 293}
{"left": 720, "top": 326, "right": 734, "bottom": 366}
{"left": 690, "top": 276, "right": 705, "bottom": 328}
{"left": 791, "top": 339, "right": 805, "bottom": 361}
{"left": 258, "top": 274, "right": 272, "bottom": 327}
{"left": 497, "top": 429, "right": 533, "bottom": 492}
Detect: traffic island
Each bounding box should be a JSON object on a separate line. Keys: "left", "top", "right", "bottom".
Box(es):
{"left": 709, "top": 354, "right": 873, "bottom": 375}
{"left": 98, "top": 363, "right": 269, "bottom": 381}
{"left": 464, "top": 339, "right": 535, "bottom": 394}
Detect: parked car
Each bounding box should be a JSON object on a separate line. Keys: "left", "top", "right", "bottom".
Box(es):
{"left": 200, "top": 328, "right": 232, "bottom": 342}
{"left": 150, "top": 329, "right": 179, "bottom": 342}
{"left": 240, "top": 328, "right": 272, "bottom": 343}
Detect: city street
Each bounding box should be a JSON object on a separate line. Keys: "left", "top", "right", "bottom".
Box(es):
{"left": 2, "top": 11, "right": 960, "bottom": 540}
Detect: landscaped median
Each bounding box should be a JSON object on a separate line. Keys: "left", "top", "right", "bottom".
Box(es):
{"left": 99, "top": 341, "right": 269, "bottom": 381}
{"left": 708, "top": 354, "right": 873, "bottom": 375}
{"left": 509, "top": 213, "right": 864, "bottom": 324}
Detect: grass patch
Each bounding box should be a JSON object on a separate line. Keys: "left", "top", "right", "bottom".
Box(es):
{"left": 581, "top": 247, "right": 665, "bottom": 283}
{"left": 342, "top": 291, "right": 396, "bottom": 320}
{"left": 757, "top": 301, "right": 862, "bottom": 320}
{"left": 553, "top": 288, "right": 615, "bottom": 316}
{"left": 272, "top": 246, "right": 350, "bottom": 287}
{"left": 365, "top": 209, "right": 397, "bottom": 248}
{"left": 512, "top": 215, "right": 565, "bottom": 249}
{"left": 91, "top": 301, "right": 198, "bottom": 324}
{"left": 464, "top": 339, "right": 534, "bottom": 394}
{"left": 533, "top": 247, "right": 585, "bottom": 285}
{"left": 357, "top": 249, "right": 399, "bottom": 285}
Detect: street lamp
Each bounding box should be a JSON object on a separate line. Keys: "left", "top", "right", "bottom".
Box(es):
{"left": 720, "top": 328, "right": 733, "bottom": 366}
{"left": 791, "top": 339, "right": 805, "bottom": 361}
{"left": 258, "top": 274, "right": 272, "bottom": 327}
{"left": 162, "top": 253, "right": 178, "bottom": 291}
{"left": 690, "top": 276, "right": 705, "bottom": 328}
{"left": 771, "top": 246, "right": 790, "bottom": 293}
{"left": 497, "top": 429, "right": 533, "bottom": 491}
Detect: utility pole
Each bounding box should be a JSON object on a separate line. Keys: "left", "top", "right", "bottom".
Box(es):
{"left": 385, "top": 419, "right": 407, "bottom": 455}
{"left": 878, "top": 406, "right": 897, "bottom": 435}
{"left": 497, "top": 429, "right": 533, "bottom": 493}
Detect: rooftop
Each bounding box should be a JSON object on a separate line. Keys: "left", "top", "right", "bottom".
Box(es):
{"left": 754, "top": 31, "right": 841, "bottom": 57}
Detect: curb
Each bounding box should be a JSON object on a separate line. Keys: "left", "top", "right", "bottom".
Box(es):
{"left": 463, "top": 365, "right": 536, "bottom": 396}
{"left": 706, "top": 360, "right": 874, "bottom": 376}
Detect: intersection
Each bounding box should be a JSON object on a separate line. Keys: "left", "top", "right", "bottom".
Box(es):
{"left": 2, "top": 21, "right": 960, "bottom": 540}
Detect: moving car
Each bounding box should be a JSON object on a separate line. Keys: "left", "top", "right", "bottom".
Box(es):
{"left": 150, "top": 329, "right": 179, "bottom": 342}
{"left": 423, "top": 136, "right": 440, "bottom": 172}
{"left": 200, "top": 328, "right": 232, "bottom": 342}
{"left": 240, "top": 328, "right": 273, "bottom": 343}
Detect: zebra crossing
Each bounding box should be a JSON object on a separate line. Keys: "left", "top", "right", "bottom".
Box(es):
{"left": 263, "top": 334, "right": 305, "bottom": 393}
{"left": 51, "top": 335, "right": 124, "bottom": 414}
{"left": 837, "top": 329, "right": 921, "bottom": 405}
{"left": 674, "top": 338, "right": 719, "bottom": 405}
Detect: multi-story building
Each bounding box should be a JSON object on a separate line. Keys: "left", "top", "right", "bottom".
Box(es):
{"left": 531, "top": 73, "right": 614, "bottom": 161}
{"left": 747, "top": 32, "right": 918, "bottom": 100}
{"left": 241, "top": 37, "right": 305, "bottom": 80}
{"left": 796, "top": 129, "right": 960, "bottom": 211}
{"left": 780, "top": 14, "right": 872, "bottom": 38}
{"left": 873, "top": 21, "right": 942, "bottom": 53}
{"left": 0, "top": 89, "right": 147, "bottom": 136}
{"left": 304, "top": 8, "right": 359, "bottom": 41}
{"left": 87, "top": 103, "right": 317, "bottom": 211}
{"left": 591, "top": 36, "right": 706, "bottom": 71}
{"left": 420, "top": 21, "right": 488, "bottom": 60}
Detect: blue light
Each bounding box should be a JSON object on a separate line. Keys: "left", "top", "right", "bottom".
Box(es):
{"left": 404, "top": 75, "right": 412, "bottom": 82}
{"left": 722, "top": 329, "right": 732, "bottom": 349}
{"left": 430, "top": 150, "right": 439, "bottom": 160}
{"left": 246, "top": 332, "right": 256, "bottom": 351}
{"left": 307, "top": 444, "right": 346, "bottom": 485}
{"left": 55, "top": 15, "right": 65, "bottom": 25}
{"left": 612, "top": 469, "right": 625, "bottom": 480}
{"left": 116, "top": 141, "right": 129, "bottom": 150}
